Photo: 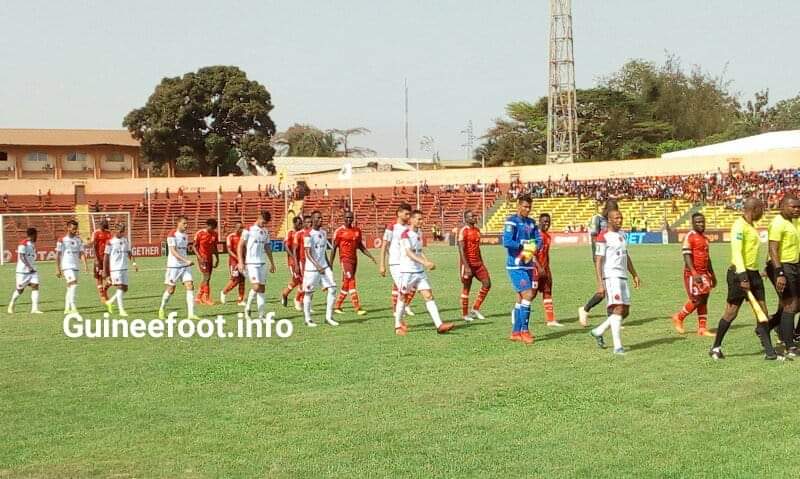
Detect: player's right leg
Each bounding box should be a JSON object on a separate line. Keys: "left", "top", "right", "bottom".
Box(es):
{"left": 159, "top": 269, "right": 178, "bottom": 320}
{"left": 63, "top": 269, "right": 79, "bottom": 314}
{"left": 301, "top": 271, "right": 318, "bottom": 327}
{"left": 416, "top": 284, "right": 454, "bottom": 334}
{"left": 460, "top": 264, "right": 473, "bottom": 322}
{"left": 507, "top": 269, "right": 535, "bottom": 344}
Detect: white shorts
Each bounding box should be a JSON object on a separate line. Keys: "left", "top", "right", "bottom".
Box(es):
{"left": 303, "top": 267, "right": 336, "bottom": 292}
{"left": 399, "top": 271, "right": 431, "bottom": 294}
{"left": 62, "top": 269, "right": 79, "bottom": 283}
{"left": 16, "top": 272, "right": 39, "bottom": 289}
{"left": 246, "top": 263, "right": 268, "bottom": 285}
{"left": 604, "top": 277, "right": 631, "bottom": 306}
{"left": 164, "top": 266, "right": 193, "bottom": 286}
{"left": 110, "top": 270, "right": 129, "bottom": 286}
{"left": 389, "top": 264, "right": 402, "bottom": 288}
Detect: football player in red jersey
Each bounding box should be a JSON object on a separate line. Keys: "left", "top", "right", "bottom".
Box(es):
{"left": 331, "top": 210, "right": 376, "bottom": 315}
{"left": 281, "top": 216, "right": 304, "bottom": 308}
{"left": 536, "top": 213, "right": 562, "bottom": 327}
{"left": 220, "top": 220, "right": 246, "bottom": 305}
{"left": 671, "top": 213, "right": 716, "bottom": 336}
{"left": 88, "top": 219, "right": 112, "bottom": 303}
{"left": 457, "top": 210, "right": 491, "bottom": 321}
{"left": 193, "top": 218, "right": 220, "bottom": 305}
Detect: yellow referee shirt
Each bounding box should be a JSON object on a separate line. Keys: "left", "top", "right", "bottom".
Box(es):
{"left": 768, "top": 214, "right": 800, "bottom": 264}
{"left": 730, "top": 217, "right": 760, "bottom": 273}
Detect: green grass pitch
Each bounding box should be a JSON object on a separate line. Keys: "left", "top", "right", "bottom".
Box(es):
{"left": 1, "top": 243, "right": 798, "bottom": 478}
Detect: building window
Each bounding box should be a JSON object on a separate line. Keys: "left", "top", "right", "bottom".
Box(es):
{"left": 0, "top": 152, "right": 7, "bottom": 161}
{"left": 27, "top": 152, "right": 47, "bottom": 162}
{"left": 67, "top": 152, "right": 88, "bottom": 162}
{"left": 107, "top": 152, "right": 125, "bottom": 162}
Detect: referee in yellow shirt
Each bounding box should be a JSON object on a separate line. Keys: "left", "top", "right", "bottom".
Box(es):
{"left": 709, "top": 198, "right": 782, "bottom": 360}
{"left": 765, "top": 194, "right": 800, "bottom": 352}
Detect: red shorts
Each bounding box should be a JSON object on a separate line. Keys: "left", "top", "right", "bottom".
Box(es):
{"left": 461, "top": 262, "right": 490, "bottom": 284}
{"left": 341, "top": 260, "right": 358, "bottom": 280}
{"left": 683, "top": 270, "right": 712, "bottom": 298}
{"left": 198, "top": 257, "right": 214, "bottom": 274}
{"left": 537, "top": 270, "right": 552, "bottom": 295}
{"left": 93, "top": 260, "right": 104, "bottom": 280}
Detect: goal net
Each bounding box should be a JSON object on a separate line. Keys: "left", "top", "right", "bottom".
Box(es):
{"left": 0, "top": 211, "right": 132, "bottom": 265}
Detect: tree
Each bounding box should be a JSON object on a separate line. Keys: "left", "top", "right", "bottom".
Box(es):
{"left": 768, "top": 93, "right": 800, "bottom": 131}
{"left": 329, "top": 128, "right": 375, "bottom": 157}
{"left": 273, "top": 124, "right": 339, "bottom": 157}
{"left": 124, "top": 66, "right": 276, "bottom": 176}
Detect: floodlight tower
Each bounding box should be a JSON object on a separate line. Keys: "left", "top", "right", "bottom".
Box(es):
{"left": 547, "top": 0, "right": 579, "bottom": 164}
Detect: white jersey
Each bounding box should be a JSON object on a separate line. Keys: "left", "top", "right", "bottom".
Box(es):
{"left": 56, "top": 235, "right": 83, "bottom": 271}
{"left": 16, "top": 239, "right": 37, "bottom": 274}
{"left": 105, "top": 236, "right": 130, "bottom": 271}
{"left": 242, "top": 223, "right": 270, "bottom": 264}
{"left": 384, "top": 222, "right": 408, "bottom": 266}
{"left": 166, "top": 230, "right": 190, "bottom": 268}
{"left": 304, "top": 228, "right": 330, "bottom": 271}
{"left": 399, "top": 227, "right": 424, "bottom": 273}
{"left": 596, "top": 230, "right": 628, "bottom": 279}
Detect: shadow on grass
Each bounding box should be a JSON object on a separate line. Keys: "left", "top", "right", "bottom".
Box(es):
{"left": 628, "top": 335, "right": 687, "bottom": 351}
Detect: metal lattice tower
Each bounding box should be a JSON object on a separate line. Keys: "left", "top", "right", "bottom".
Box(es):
{"left": 547, "top": 0, "right": 579, "bottom": 164}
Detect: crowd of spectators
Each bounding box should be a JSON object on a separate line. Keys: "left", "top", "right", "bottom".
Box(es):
{"left": 505, "top": 167, "right": 800, "bottom": 210}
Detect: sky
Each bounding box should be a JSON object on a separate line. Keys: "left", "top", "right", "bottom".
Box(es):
{"left": 1, "top": 0, "right": 798, "bottom": 160}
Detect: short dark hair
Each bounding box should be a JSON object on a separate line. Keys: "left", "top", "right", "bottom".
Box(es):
{"left": 100, "top": 219, "right": 109, "bottom": 229}
{"left": 176, "top": 215, "right": 188, "bottom": 223}
{"left": 539, "top": 212, "right": 551, "bottom": 219}
{"left": 781, "top": 194, "right": 798, "bottom": 206}
{"left": 67, "top": 219, "right": 78, "bottom": 227}
{"left": 26, "top": 227, "right": 37, "bottom": 237}
{"left": 206, "top": 218, "right": 218, "bottom": 228}
{"left": 463, "top": 210, "right": 473, "bottom": 220}
{"left": 311, "top": 210, "right": 322, "bottom": 216}
{"left": 691, "top": 212, "right": 705, "bottom": 221}
{"left": 397, "top": 202, "right": 412, "bottom": 213}
{"left": 292, "top": 216, "right": 303, "bottom": 226}
{"left": 518, "top": 195, "right": 532, "bottom": 205}
{"left": 116, "top": 223, "right": 127, "bottom": 231}
{"left": 259, "top": 211, "right": 271, "bottom": 222}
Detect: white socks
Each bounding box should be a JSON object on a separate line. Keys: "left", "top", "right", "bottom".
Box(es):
{"left": 115, "top": 289, "right": 125, "bottom": 311}
{"left": 160, "top": 290, "right": 172, "bottom": 310}
{"left": 609, "top": 314, "right": 623, "bottom": 350}
{"left": 31, "top": 290, "right": 39, "bottom": 311}
{"left": 425, "top": 299, "right": 443, "bottom": 328}
{"left": 326, "top": 288, "right": 336, "bottom": 321}
{"left": 186, "top": 290, "right": 195, "bottom": 317}
{"left": 394, "top": 300, "right": 406, "bottom": 328}
{"left": 10, "top": 290, "right": 20, "bottom": 305}
{"left": 303, "top": 293, "right": 313, "bottom": 323}
{"left": 65, "top": 284, "right": 77, "bottom": 310}
{"left": 245, "top": 289, "right": 256, "bottom": 316}
{"left": 593, "top": 314, "right": 624, "bottom": 350}
{"left": 256, "top": 292, "right": 266, "bottom": 319}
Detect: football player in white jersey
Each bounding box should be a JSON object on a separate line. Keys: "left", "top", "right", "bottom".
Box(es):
{"left": 379, "top": 202, "right": 416, "bottom": 316}
{"left": 8, "top": 227, "right": 43, "bottom": 314}
{"left": 236, "top": 211, "right": 277, "bottom": 319}
{"left": 393, "top": 210, "right": 455, "bottom": 336}
{"left": 302, "top": 210, "right": 338, "bottom": 327}
{"left": 103, "top": 223, "right": 138, "bottom": 317}
{"left": 158, "top": 216, "right": 199, "bottom": 320}
{"left": 589, "top": 209, "right": 641, "bottom": 355}
{"left": 56, "top": 220, "right": 88, "bottom": 314}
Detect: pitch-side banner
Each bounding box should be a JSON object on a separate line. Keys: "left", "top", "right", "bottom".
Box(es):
{"left": 3, "top": 243, "right": 164, "bottom": 264}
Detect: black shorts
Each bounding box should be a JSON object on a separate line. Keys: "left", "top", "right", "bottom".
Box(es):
{"left": 765, "top": 261, "right": 800, "bottom": 300}
{"left": 726, "top": 267, "right": 765, "bottom": 306}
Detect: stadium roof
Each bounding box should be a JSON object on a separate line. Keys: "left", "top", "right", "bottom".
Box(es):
{"left": 662, "top": 130, "right": 800, "bottom": 159}
{"left": 0, "top": 129, "right": 140, "bottom": 147}
{"left": 272, "top": 157, "right": 436, "bottom": 175}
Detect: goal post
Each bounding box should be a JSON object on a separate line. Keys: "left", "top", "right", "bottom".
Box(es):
{"left": 0, "top": 211, "right": 132, "bottom": 265}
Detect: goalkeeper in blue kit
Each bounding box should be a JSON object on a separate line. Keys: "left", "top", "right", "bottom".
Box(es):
{"left": 502, "top": 195, "right": 542, "bottom": 344}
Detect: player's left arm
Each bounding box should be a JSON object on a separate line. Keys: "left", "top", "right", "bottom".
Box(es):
{"left": 213, "top": 234, "right": 220, "bottom": 269}
{"left": 129, "top": 242, "right": 138, "bottom": 272}
{"left": 357, "top": 235, "right": 376, "bottom": 263}
{"left": 627, "top": 252, "right": 641, "bottom": 288}
{"left": 80, "top": 243, "right": 89, "bottom": 272}
{"left": 266, "top": 238, "right": 276, "bottom": 273}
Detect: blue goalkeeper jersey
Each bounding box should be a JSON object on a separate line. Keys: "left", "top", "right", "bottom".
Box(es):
{"left": 502, "top": 214, "right": 542, "bottom": 270}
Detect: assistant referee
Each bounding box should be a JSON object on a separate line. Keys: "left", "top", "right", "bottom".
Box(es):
{"left": 709, "top": 197, "right": 782, "bottom": 361}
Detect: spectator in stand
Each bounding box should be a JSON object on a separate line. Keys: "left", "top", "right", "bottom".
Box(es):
{"left": 37, "top": 189, "right": 42, "bottom": 205}
{"left": 166, "top": 188, "right": 171, "bottom": 201}
{"left": 257, "top": 184, "right": 262, "bottom": 198}
{"left": 196, "top": 188, "right": 201, "bottom": 199}
{"left": 2, "top": 193, "right": 8, "bottom": 208}
{"left": 153, "top": 188, "right": 159, "bottom": 200}
{"left": 324, "top": 185, "right": 329, "bottom": 198}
